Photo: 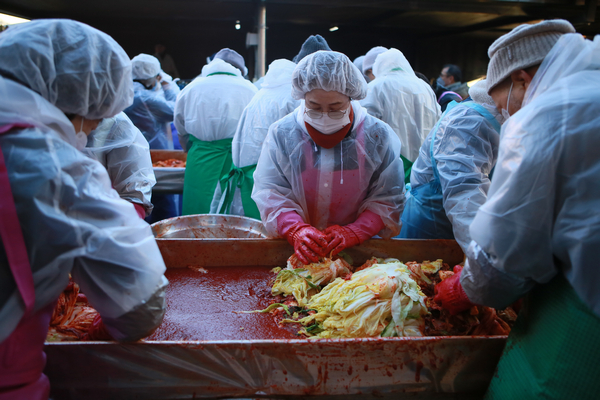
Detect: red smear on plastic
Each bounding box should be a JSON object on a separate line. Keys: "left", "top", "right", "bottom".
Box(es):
{"left": 147, "top": 266, "right": 301, "bottom": 341}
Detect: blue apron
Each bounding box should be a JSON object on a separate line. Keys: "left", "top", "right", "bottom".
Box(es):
{"left": 399, "top": 101, "right": 501, "bottom": 239}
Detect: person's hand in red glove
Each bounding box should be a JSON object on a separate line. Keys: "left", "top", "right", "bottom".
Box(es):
{"left": 433, "top": 265, "right": 475, "bottom": 315}
{"left": 283, "top": 222, "right": 329, "bottom": 265}
{"left": 82, "top": 314, "right": 114, "bottom": 341}
{"left": 323, "top": 225, "right": 360, "bottom": 257}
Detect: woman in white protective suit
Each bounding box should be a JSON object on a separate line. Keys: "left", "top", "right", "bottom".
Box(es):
{"left": 211, "top": 59, "right": 299, "bottom": 219}
{"left": 83, "top": 112, "right": 156, "bottom": 219}
{"left": 0, "top": 20, "right": 167, "bottom": 399}
{"left": 360, "top": 48, "right": 441, "bottom": 182}
{"left": 433, "top": 20, "right": 600, "bottom": 399}
{"left": 211, "top": 36, "right": 332, "bottom": 219}
{"left": 252, "top": 51, "right": 406, "bottom": 265}
{"left": 398, "top": 79, "right": 505, "bottom": 253}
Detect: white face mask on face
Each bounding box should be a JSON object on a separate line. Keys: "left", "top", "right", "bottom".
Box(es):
{"left": 303, "top": 104, "right": 352, "bottom": 135}
{"left": 502, "top": 82, "right": 513, "bottom": 121}
{"left": 74, "top": 117, "right": 88, "bottom": 151}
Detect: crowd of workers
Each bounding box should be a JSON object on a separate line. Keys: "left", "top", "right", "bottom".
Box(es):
{"left": 0, "top": 17, "right": 599, "bottom": 399}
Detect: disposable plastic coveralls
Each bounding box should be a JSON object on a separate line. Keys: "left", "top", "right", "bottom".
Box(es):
{"left": 252, "top": 101, "right": 406, "bottom": 238}
{"left": 124, "top": 81, "right": 178, "bottom": 150}
{"left": 175, "top": 58, "right": 257, "bottom": 214}
{"left": 0, "top": 19, "right": 167, "bottom": 398}
{"left": 211, "top": 59, "right": 300, "bottom": 218}
{"left": 399, "top": 81, "right": 503, "bottom": 253}
{"left": 83, "top": 112, "right": 156, "bottom": 216}
{"left": 360, "top": 49, "right": 441, "bottom": 164}
{"left": 458, "top": 34, "right": 600, "bottom": 399}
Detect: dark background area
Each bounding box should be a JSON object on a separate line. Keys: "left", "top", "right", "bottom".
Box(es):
{"left": 1, "top": 0, "right": 598, "bottom": 82}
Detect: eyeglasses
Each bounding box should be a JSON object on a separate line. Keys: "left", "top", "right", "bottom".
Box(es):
{"left": 304, "top": 108, "right": 348, "bottom": 120}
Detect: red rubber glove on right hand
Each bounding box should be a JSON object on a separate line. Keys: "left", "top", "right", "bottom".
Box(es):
{"left": 433, "top": 266, "right": 475, "bottom": 315}
{"left": 323, "top": 225, "right": 360, "bottom": 257}
{"left": 284, "top": 222, "right": 329, "bottom": 265}
{"left": 82, "top": 314, "right": 113, "bottom": 341}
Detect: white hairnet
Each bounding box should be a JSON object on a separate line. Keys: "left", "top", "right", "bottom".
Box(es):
{"left": 0, "top": 19, "right": 133, "bottom": 120}
{"left": 131, "top": 54, "right": 161, "bottom": 80}
{"left": 468, "top": 79, "right": 494, "bottom": 106}
{"left": 291, "top": 51, "right": 368, "bottom": 100}
{"left": 363, "top": 46, "right": 388, "bottom": 74}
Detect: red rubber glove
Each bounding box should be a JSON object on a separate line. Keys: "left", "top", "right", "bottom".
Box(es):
{"left": 132, "top": 202, "right": 146, "bottom": 219}
{"left": 284, "top": 222, "right": 329, "bottom": 265}
{"left": 433, "top": 265, "right": 475, "bottom": 315}
{"left": 323, "top": 225, "right": 361, "bottom": 257}
{"left": 83, "top": 314, "right": 113, "bottom": 341}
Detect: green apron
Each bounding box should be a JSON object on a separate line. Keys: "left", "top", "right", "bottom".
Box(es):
{"left": 217, "top": 164, "right": 261, "bottom": 220}
{"left": 182, "top": 136, "right": 233, "bottom": 215}
{"left": 400, "top": 155, "right": 414, "bottom": 185}
{"left": 485, "top": 274, "right": 600, "bottom": 400}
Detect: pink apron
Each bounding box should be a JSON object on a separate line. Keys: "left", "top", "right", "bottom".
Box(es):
{"left": 301, "top": 121, "right": 366, "bottom": 230}
{"left": 0, "top": 123, "right": 52, "bottom": 400}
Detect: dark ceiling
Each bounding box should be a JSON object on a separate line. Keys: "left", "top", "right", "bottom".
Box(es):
{"left": 1, "top": 0, "right": 598, "bottom": 81}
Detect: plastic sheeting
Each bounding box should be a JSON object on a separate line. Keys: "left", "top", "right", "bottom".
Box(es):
{"left": 252, "top": 102, "right": 406, "bottom": 239}
{"left": 463, "top": 34, "right": 600, "bottom": 316}
{"left": 83, "top": 112, "right": 156, "bottom": 215}
{"left": 174, "top": 59, "right": 257, "bottom": 150}
{"left": 360, "top": 49, "right": 441, "bottom": 162}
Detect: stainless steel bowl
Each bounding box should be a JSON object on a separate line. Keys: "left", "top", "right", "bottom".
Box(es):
{"left": 151, "top": 214, "right": 268, "bottom": 239}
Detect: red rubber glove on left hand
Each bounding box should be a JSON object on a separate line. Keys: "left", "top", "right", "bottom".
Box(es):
{"left": 323, "top": 225, "right": 361, "bottom": 257}
{"left": 433, "top": 266, "right": 475, "bottom": 315}
{"left": 133, "top": 203, "right": 146, "bottom": 219}
{"left": 83, "top": 314, "right": 113, "bottom": 341}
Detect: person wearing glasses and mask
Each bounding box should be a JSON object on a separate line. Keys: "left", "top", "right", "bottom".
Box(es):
{"left": 252, "top": 51, "right": 406, "bottom": 265}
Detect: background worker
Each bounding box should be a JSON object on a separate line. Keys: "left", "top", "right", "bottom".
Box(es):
{"left": 399, "top": 79, "right": 504, "bottom": 252}
{"left": 433, "top": 20, "right": 600, "bottom": 399}
{"left": 175, "top": 48, "right": 258, "bottom": 215}
{"left": 252, "top": 51, "right": 406, "bottom": 264}
{"left": 83, "top": 112, "right": 156, "bottom": 219}
{"left": 361, "top": 48, "right": 441, "bottom": 182}
{"left": 0, "top": 19, "right": 168, "bottom": 399}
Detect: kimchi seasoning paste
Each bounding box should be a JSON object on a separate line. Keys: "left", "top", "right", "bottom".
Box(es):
{"left": 146, "top": 266, "right": 300, "bottom": 341}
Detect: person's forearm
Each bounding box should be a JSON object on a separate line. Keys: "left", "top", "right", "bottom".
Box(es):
{"left": 461, "top": 241, "right": 535, "bottom": 309}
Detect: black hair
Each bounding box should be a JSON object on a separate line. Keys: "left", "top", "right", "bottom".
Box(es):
{"left": 443, "top": 64, "right": 462, "bottom": 83}
{"left": 414, "top": 72, "right": 429, "bottom": 85}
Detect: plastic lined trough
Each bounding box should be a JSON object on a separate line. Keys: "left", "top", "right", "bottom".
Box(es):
{"left": 45, "top": 238, "right": 505, "bottom": 399}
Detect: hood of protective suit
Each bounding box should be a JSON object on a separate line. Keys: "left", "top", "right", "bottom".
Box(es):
{"left": 261, "top": 59, "right": 296, "bottom": 89}
{"left": 200, "top": 58, "right": 243, "bottom": 78}
{"left": 469, "top": 79, "right": 505, "bottom": 125}
{"left": 524, "top": 33, "right": 600, "bottom": 107}
{"left": 0, "top": 19, "right": 133, "bottom": 120}
{"left": 372, "top": 48, "right": 415, "bottom": 78}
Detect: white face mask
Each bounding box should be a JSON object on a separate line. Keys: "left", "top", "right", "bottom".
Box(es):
{"left": 502, "top": 82, "right": 513, "bottom": 121}
{"left": 303, "top": 104, "right": 351, "bottom": 135}
{"left": 74, "top": 118, "right": 88, "bottom": 151}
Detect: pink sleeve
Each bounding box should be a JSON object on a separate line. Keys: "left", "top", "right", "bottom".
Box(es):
{"left": 346, "top": 210, "right": 385, "bottom": 243}
{"left": 276, "top": 211, "right": 305, "bottom": 237}
{"left": 132, "top": 202, "right": 146, "bottom": 219}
